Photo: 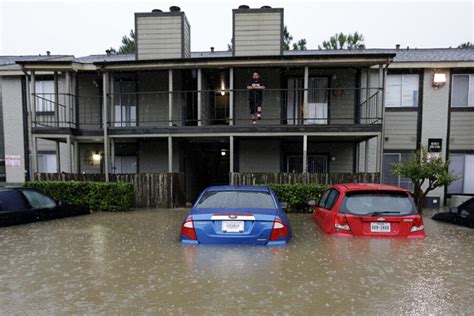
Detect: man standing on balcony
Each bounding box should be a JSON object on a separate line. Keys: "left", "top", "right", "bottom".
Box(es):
{"left": 247, "top": 72, "right": 266, "bottom": 125}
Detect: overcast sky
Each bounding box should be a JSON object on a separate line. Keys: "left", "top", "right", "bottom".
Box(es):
{"left": 0, "top": 0, "right": 473, "bottom": 57}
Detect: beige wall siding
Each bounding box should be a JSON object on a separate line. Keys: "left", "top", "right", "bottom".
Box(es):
{"left": 233, "top": 11, "right": 282, "bottom": 56}
{"left": 449, "top": 112, "right": 474, "bottom": 150}
{"left": 384, "top": 111, "right": 418, "bottom": 150}
{"left": 239, "top": 140, "right": 280, "bottom": 172}
{"left": 136, "top": 15, "right": 184, "bottom": 60}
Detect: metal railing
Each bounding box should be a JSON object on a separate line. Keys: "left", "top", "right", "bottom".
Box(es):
{"left": 32, "top": 87, "right": 383, "bottom": 129}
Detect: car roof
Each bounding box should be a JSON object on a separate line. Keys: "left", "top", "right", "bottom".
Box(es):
{"left": 330, "top": 183, "right": 411, "bottom": 193}
{"left": 205, "top": 185, "right": 271, "bottom": 192}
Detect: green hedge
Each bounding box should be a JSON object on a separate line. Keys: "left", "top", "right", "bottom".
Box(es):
{"left": 24, "top": 181, "right": 134, "bottom": 212}
{"left": 266, "top": 184, "right": 328, "bottom": 213}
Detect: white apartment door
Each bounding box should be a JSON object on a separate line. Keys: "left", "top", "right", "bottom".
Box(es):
{"left": 287, "top": 77, "right": 328, "bottom": 125}
{"left": 464, "top": 155, "right": 474, "bottom": 194}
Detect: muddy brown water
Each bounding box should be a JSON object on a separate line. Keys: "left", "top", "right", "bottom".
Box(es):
{"left": 0, "top": 209, "right": 473, "bottom": 315}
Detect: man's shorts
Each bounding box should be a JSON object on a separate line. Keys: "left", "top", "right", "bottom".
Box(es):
{"left": 249, "top": 99, "right": 262, "bottom": 114}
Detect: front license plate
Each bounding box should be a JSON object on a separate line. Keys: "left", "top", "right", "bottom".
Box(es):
{"left": 371, "top": 222, "right": 391, "bottom": 233}
{"left": 222, "top": 221, "right": 244, "bottom": 233}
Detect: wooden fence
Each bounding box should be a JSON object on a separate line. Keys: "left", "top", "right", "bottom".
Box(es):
{"left": 230, "top": 172, "right": 380, "bottom": 186}
{"left": 33, "top": 173, "right": 185, "bottom": 208}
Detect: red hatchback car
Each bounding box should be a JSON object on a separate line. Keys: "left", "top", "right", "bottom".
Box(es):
{"left": 311, "top": 183, "right": 425, "bottom": 238}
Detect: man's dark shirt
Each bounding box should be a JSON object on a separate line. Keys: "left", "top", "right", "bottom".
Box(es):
{"left": 248, "top": 79, "right": 265, "bottom": 103}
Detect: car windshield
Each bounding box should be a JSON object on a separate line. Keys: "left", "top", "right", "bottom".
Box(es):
{"left": 195, "top": 190, "right": 276, "bottom": 209}
{"left": 340, "top": 191, "right": 417, "bottom": 216}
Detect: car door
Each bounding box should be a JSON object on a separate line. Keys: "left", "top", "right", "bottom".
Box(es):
{"left": 317, "top": 189, "right": 341, "bottom": 233}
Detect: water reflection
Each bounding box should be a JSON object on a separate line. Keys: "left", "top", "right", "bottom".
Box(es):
{"left": 0, "top": 209, "right": 473, "bottom": 314}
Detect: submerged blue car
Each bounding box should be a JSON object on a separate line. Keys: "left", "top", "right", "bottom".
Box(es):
{"left": 180, "top": 186, "right": 291, "bottom": 245}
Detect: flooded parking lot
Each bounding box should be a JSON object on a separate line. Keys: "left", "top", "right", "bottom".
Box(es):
{"left": 1, "top": 209, "right": 473, "bottom": 315}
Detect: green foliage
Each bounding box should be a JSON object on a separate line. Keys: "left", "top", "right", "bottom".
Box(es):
{"left": 292, "top": 39, "right": 307, "bottom": 51}
{"left": 266, "top": 184, "right": 328, "bottom": 213}
{"left": 109, "top": 29, "right": 136, "bottom": 55}
{"left": 283, "top": 25, "right": 293, "bottom": 50}
{"left": 458, "top": 42, "right": 474, "bottom": 48}
{"left": 391, "top": 147, "right": 457, "bottom": 214}
{"left": 24, "top": 181, "right": 134, "bottom": 212}
{"left": 318, "top": 32, "right": 365, "bottom": 50}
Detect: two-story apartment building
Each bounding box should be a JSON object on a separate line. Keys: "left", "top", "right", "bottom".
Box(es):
{"left": 1, "top": 6, "right": 473, "bottom": 204}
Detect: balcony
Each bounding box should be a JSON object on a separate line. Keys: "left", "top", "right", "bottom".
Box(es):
{"left": 32, "top": 87, "right": 383, "bottom": 135}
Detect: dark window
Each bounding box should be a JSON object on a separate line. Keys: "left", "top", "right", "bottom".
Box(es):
{"left": 195, "top": 190, "right": 276, "bottom": 209}
{"left": 287, "top": 155, "right": 328, "bottom": 173}
{"left": 319, "top": 189, "right": 339, "bottom": 210}
{"left": 340, "top": 191, "right": 417, "bottom": 216}
{"left": 0, "top": 190, "right": 29, "bottom": 211}
{"left": 383, "top": 153, "right": 414, "bottom": 191}
{"left": 22, "top": 190, "right": 56, "bottom": 209}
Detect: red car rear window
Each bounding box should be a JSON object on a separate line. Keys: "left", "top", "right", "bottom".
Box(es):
{"left": 339, "top": 191, "right": 417, "bottom": 216}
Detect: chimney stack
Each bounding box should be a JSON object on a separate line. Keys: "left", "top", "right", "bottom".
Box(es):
{"left": 395, "top": 44, "right": 400, "bottom": 50}
{"left": 232, "top": 6, "right": 283, "bottom": 56}
{"left": 135, "top": 6, "right": 191, "bottom": 60}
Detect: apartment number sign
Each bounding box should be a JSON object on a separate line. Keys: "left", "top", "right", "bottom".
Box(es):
{"left": 6, "top": 155, "right": 21, "bottom": 167}
{"left": 428, "top": 138, "right": 442, "bottom": 153}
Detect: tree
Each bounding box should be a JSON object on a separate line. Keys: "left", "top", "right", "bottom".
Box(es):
{"left": 109, "top": 30, "right": 136, "bottom": 55}
{"left": 391, "top": 147, "right": 457, "bottom": 214}
{"left": 283, "top": 26, "right": 293, "bottom": 50}
{"left": 318, "top": 32, "right": 365, "bottom": 50}
{"left": 458, "top": 42, "right": 474, "bottom": 48}
{"left": 292, "top": 39, "right": 307, "bottom": 50}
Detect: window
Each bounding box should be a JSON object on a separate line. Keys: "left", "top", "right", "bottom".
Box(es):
{"left": 22, "top": 190, "right": 57, "bottom": 209}
{"left": 340, "top": 191, "right": 417, "bottom": 216}
{"left": 287, "top": 155, "right": 328, "bottom": 173}
{"left": 0, "top": 190, "right": 29, "bottom": 211}
{"left": 113, "top": 156, "right": 137, "bottom": 174}
{"left": 37, "top": 153, "right": 57, "bottom": 173}
{"left": 448, "top": 154, "right": 474, "bottom": 194}
{"left": 35, "top": 80, "right": 55, "bottom": 112}
{"left": 319, "top": 189, "right": 340, "bottom": 210}
{"left": 382, "top": 153, "right": 414, "bottom": 190}
{"left": 386, "top": 74, "right": 419, "bottom": 107}
{"left": 195, "top": 190, "right": 276, "bottom": 209}
{"left": 451, "top": 74, "right": 474, "bottom": 107}
{"left": 114, "top": 80, "right": 137, "bottom": 127}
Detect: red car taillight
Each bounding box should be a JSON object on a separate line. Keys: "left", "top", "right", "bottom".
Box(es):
{"left": 181, "top": 218, "right": 197, "bottom": 240}
{"left": 270, "top": 218, "right": 289, "bottom": 241}
{"left": 334, "top": 214, "right": 351, "bottom": 231}
{"left": 410, "top": 216, "right": 425, "bottom": 233}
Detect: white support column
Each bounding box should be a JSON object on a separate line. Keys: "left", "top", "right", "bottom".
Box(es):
{"left": 364, "top": 140, "right": 369, "bottom": 172}
{"left": 168, "top": 69, "right": 173, "bottom": 126}
{"left": 65, "top": 71, "right": 71, "bottom": 127}
{"left": 168, "top": 136, "right": 173, "bottom": 172}
{"left": 73, "top": 140, "right": 79, "bottom": 173}
{"left": 54, "top": 71, "right": 59, "bottom": 127}
{"left": 55, "top": 141, "right": 61, "bottom": 173}
{"left": 110, "top": 138, "right": 116, "bottom": 174}
{"left": 109, "top": 73, "right": 114, "bottom": 128}
{"left": 230, "top": 135, "right": 234, "bottom": 175}
{"left": 32, "top": 136, "right": 38, "bottom": 175}
{"left": 303, "top": 135, "right": 308, "bottom": 174}
{"left": 67, "top": 136, "right": 72, "bottom": 173}
{"left": 229, "top": 68, "right": 234, "bottom": 125}
{"left": 303, "top": 66, "right": 309, "bottom": 124}
{"left": 197, "top": 68, "right": 202, "bottom": 126}
{"left": 102, "top": 72, "right": 110, "bottom": 181}
{"left": 31, "top": 71, "right": 36, "bottom": 129}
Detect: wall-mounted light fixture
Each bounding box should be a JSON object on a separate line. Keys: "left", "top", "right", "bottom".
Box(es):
{"left": 432, "top": 71, "right": 447, "bottom": 89}
{"left": 220, "top": 149, "right": 227, "bottom": 156}
{"left": 92, "top": 153, "right": 101, "bottom": 162}
{"left": 330, "top": 156, "right": 336, "bottom": 162}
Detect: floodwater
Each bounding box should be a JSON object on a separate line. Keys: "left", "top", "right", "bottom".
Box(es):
{"left": 1, "top": 209, "right": 473, "bottom": 315}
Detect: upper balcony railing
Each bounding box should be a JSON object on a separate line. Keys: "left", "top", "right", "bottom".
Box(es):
{"left": 32, "top": 87, "right": 383, "bottom": 130}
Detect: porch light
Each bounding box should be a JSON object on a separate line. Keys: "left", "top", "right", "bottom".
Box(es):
{"left": 432, "top": 72, "right": 447, "bottom": 88}
{"left": 330, "top": 156, "right": 336, "bottom": 161}
{"left": 220, "top": 90, "right": 226, "bottom": 96}
{"left": 92, "top": 153, "right": 101, "bottom": 162}
{"left": 220, "top": 149, "right": 227, "bottom": 156}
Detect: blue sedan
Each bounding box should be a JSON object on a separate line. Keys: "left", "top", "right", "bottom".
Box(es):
{"left": 180, "top": 186, "right": 291, "bottom": 245}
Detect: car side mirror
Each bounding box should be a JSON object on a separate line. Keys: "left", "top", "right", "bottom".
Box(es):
{"left": 308, "top": 200, "right": 317, "bottom": 207}
{"left": 280, "top": 202, "right": 288, "bottom": 211}
{"left": 449, "top": 207, "right": 458, "bottom": 214}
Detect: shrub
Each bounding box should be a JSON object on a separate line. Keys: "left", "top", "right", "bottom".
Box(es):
{"left": 24, "top": 181, "right": 134, "bottom": 212}
{"left": 265, "top": 184, "right": 328, "bottom": 213}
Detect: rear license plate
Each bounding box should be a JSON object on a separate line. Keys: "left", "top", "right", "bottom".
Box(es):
{"left": 222, "top": 221, "right": 244, "bottom": 233}
{"left": 371, "top": 222, "right": 391, "bottom": 233}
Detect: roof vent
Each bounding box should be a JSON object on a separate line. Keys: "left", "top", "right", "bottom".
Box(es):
{"left": 169, "top": 6, "right": 181, "bottom": 12}
{"left": 261, "top": 5, "right": 272, "bottom": 9}
{"left": 210, "top": 47, "right": 215, "bottom": 53}
{"left": 46, "top": 51, "right": 51, "bottom": 56}
{"left": 395, "top": 44, "right": 400, "bottom": 50}
{"left": 406, "top": 46, "right": 410, "bottom": 50}
{"left": 151, "top": 9, "right": 162, "bottom": 13}
{"left": 238, "top": 5, "right": 250, "bottom": 9}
